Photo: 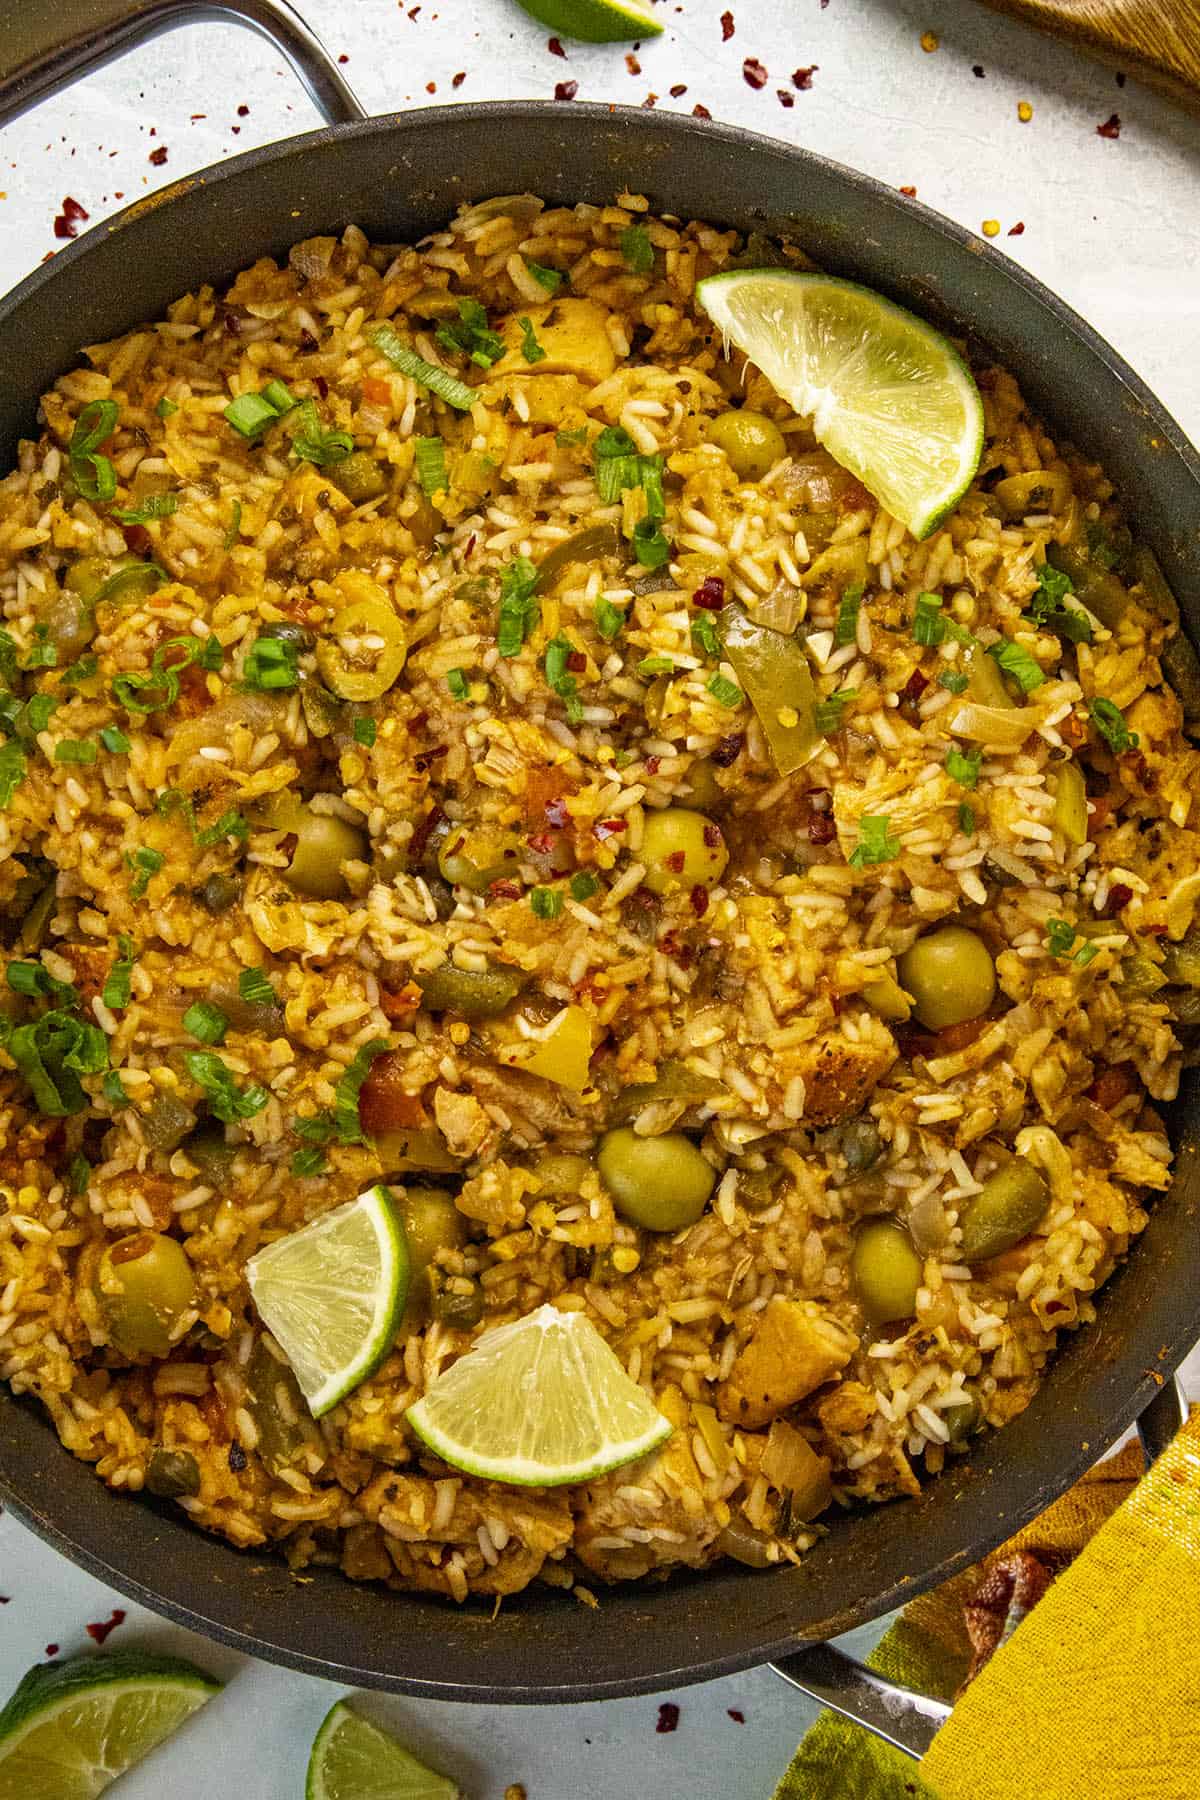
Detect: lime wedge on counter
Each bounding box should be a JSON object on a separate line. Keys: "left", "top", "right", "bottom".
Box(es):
{"left": 307, "top": 1701, "right": 460, "bottom": 1800}
{"left": 695, "top": 269, "right": 984, "bottom": 540}
{"left": 0, "top": 1650, "right": 220, "bottom": 1800}
{"left": 406, "top": 1303, "right": 671, "bottom": 1486}
{"left": 513, "top": 0, "right": 662, "bottom": 41}
{"left": 245, "top": 1184, "right": 408, "bottom": 1417}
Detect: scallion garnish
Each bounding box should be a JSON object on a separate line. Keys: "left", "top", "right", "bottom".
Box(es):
{"left": 288, "top": 397, "right": 353, "bottom": 467}
{"left": 526, "top": 261, "right": 564, "bottom": 293}
{"left": 193, "top": 809, "right": 248, "bottom": 850}
{"left": 100, "top": 725, "right": 130, "bottom": 755}
{"left": 103, "top": 1069, "right": 130, "bottom": 1108}
{"left": 333, "top": 1038, "right": 389, "bottom": 1144}
{"left": 183, "top": 999, "right": 228, "bottom": 1046}
{"left": 619, "top": 224, "right": 654, "bottom": 273}
{"left": 912, "top": 591, "right": 946, "bottom": 647}
{"left": 946, "top": 746, "right": 982, "bottom": 789}
{"left": 938, "top": 669, "right": 969, "bottom": 694}
{"left": 988, "top": 640, "right": 1046, "bottom": 693}
{"left": 848, "top": 814, "right": 900, "bottom": 867}
{"left": 690, "top": 612, "right": 721, "bottom": 659}
{"left": 242, "top": 635, "right": 301, "bottom": 692}
{"left": 632, "top": 518, "right": 671, "bottom": 570}
{"left": 125, "top": 846, "right": 163, "bottom": 899}
{"left": 238, "top": 967, "right": 275, "bottom": 1007}
{"left": 53, "top": 739, "right": 97, "bottom": 764}
{"left": 223, "top": 498, "right": 242, "bottom": 552}
{"left": 370, "top": 324, "right": 475, "bottom": 411}
{"left": 224, "top": 391, "right": 280, "bottom": 439}
{"left": 69, "top": 399, "right": 119, "bottom": 505}
{"left": 351, "top": 716, "right": 376, "bottom": 748}
{"left": 6, "top": 960, "right": 77, "bottom": 1006}
{"left": 436, "top": 297, "right": 505, "bottom": 370}
{"left": 570, "top": 871, "right": 599, "bottom": 902}
{"left": 496, "top": 555, "right": 541, "bottom": 656}
{"left": 834, "top": 584, "right": 863, "bottom": 647}
{"left": 815, "top": 688, "right": 857, "bottom": 734}
{"left": 446, "top": 668, "right": 470, "bottom": 700}
{"left": 594, "top": 598, "right": 626, "bottom": 641}
{"left": 707, "top": 673, "right": 743, "bottom": 709}
{"left": 261, "top": 379, "right": 295, "bottom": 415}
{"left": 111, "top": 494, "right": 178, "bottom": 525}
{"left": 156, "top": 397, "right": 178, "bottom": 419}
{"left": 530, "top": 886, "right": 564, "bottom": 919}
{"left": 183, "top": 1050, "right": 269, "bottom": 1123}
{"left": 637, "top": 655, "right": 674, "bottom": 677}
{"left": 414, "top": 436, "right": 447, "bottom": 496}
{"left": 101, "top": 936, "right": 137, "bottom": 1011}
{"left": 519, "top": 317, "right": 547, "bottom": 364}
{"left": 958, "top": 801, "right": 976, "bottom": 835}
{"left": 1089, "top": 696, "right": 1139, "bottom": 754}
{"left": 291, "top": 1148, "right": 326, "bottom": 1178}
{"left": 0, "top": 742, "right": 27, "bottom": 809}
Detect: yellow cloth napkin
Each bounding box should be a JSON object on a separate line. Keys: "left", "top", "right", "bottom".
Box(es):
{"left": 774, "top": 1412, "right": 1200, "bottom": 1800}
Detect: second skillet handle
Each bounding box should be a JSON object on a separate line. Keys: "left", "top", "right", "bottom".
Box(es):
{"left": 0, "top": 0, "right": 367, "bottom": 129}
{"left": 771, "top": 1377, "right": 1187, "bottom": 1762}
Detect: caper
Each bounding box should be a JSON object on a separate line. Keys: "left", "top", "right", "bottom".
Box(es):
{"left": 430, "top": 1274, "right": 484, "bottom": 1330}
{"left": 415, "top": 962, "right": 525, "bottom": 1019}
{"left": 284, "top": 805, "right": 368, "bottom": 899}
{"left": 851, "top": 1218, "right": 922, "bottom": 1325}
{"left": 737, "top": 1164, "right": 784, "bottom": 1212}
{"left": 145, "top": 1447, "right": 201, "bottom": 1498}
{"left": 639, "top": 808, "right": 729, "bottom": 897}
{"left": 898, "top": 926, "right": 995, "bottom": 1032}
{"left": 707, "top": 410, "right": 788, "bottom": 482}
{"left": 840, "top": 1119, "right": 883, "bottom": 1172}
{"left": 259, "top": 619, "right": 314, "bottom": 653}
{"left": 597, "top": 1127, "right": 715, "bottom": 1232}
{"left": 396, "top": 1186, "right": 466, "bottom": 1326}
{"left": 332, "top": 451, "right": 389, "bottom": 505}
{"left": 958, "top": 1156, "right": 1049, "bottom": 1262}
{"left": 95, "top": 1231, "right": 196, "bottom": 1358}
{"left": 196, "top": 872, "right": 241, "bottom": 915}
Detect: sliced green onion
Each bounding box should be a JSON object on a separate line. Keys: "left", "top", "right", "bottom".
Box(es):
{"left": 958, "top": 801, "right": 976, "bottom": 836}
{"left": 101, "top": 937, "right": 137, "bottom": 1011}
{"left": 0, "top": 742, "right": 27, "bottom": 809}
{"left": 156, "top": 397, "right": 178, "bottom": 419}
{"left": 632, "top": 518, "right": 671, "bottom": 570}
{"left": 183, "top": 1050, "right": 269, "bottom": 1123}
{"left": 946, "top": 746, "right": 982, "bottom": 789}
{"left": 291, "top": 1148, "right": 326, "bottom": 1178}
{"left": 496, "top": 555, "right": 540, "bottom": 656}
{"left": 242, "top": 635, "right": 300, "bottom": 692}
{"left": 1090, "top": 696, "right": 1138, "bottom": 754}
{"left": 690, "top": 612, "right": 721, "bottom": 659}
{"left": 938, "top": 669, "right": 969, "bottom": 694}
{"left": 103, "top": 1069, "right": 129, "bottom": 1108}
{"left": 556, "top": 426, "right": 588, "bottom": 447}
{"left": 446, "top": 668, "right": 470, "bottom": 700}
{"left": 126, "top": 846, "right": 163, "bottom": 899}
{"left": 184, "top": 999, "right": 228, "bottom": 1045}
{"left": 834, "top": 584, "right": 863, "bottom": 647}
{"left": 288, "top": 397, "right": 353, "bottom": 467}
{"left": 530, "top": 886, "right": 563, "bottom": 919}
{"left": 570, "top": 871, "right": 599, "bottom": 902}
{"left": 333, "top": 1038, "right": 389, "bottom": 1143}
{"left": 594, "top": 598, "right": 625, "bottom": 641}
{"left": 224, "top": 392, "right": 280, "bottom": 438}
{"left": 414, "top": 436, "right": 447, "bottom": 496}
{"left": 54, "top": 739, "right": 97, "bottom": 764}
{"left": 849, "top": 814, "right": 900, "bottom": 868}
{"left": 238, "top": 967, "right": 275, "bottom": 1007}
{"left": 989, "top": 640, "right": 1046, "bottom": 694}
{"left": 519, "top": 317, "right": 547, "bottom": 364}
{"left": 100, "top": 725, "right": 131, "bottom": 754}
{"left": 370, "top": 324, "right": 475, "bottom": 411}
{"left": 353, "top": 716, "right": 377, "bottom": 747}
{"left": 111, "top": 494, "right": 178, "bottom": 525}
{"left": 619, "top": 224, "right": 655, "bottom": 274}
{"left": 638, "top": 655, "right": 674, "bottom": 677}
{"left": 815, "top": 688, "right": 857, "bottom": 734}
{"left": 261, "top": 379, "right": 295, "bottom": 415}
{"left": 913, "top": 591, "right": 946, "bottom": 647}
{"left": 223, "top": 499, "right": 242, "bottom": 552}
{"left": 194, "top": 809, "right": 248, "bottom": 849}
{"left": 707, "top": 673, "right": 743, "bottom": 709}
{"left": 526, "top": 261, "right": 564, "bottom": 293}
{"left": 89, "top": 561, "right": 167, "bottom": 608}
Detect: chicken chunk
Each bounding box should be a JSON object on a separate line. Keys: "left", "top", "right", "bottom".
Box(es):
{"left": 718, "top": 1298, "right": 857, "bottom": 1428}
{"left": 433, "top": 1084, "right": 492, "bottom": 1160}
{"left": 573, "top": 1386, "right": 722, "bottom": 1581}
{"left": 359, "top": 1472, "right": 572, "bottom": 1598}
{"left": 493, "top": 300, "right": 616, "bottom": 383}
{"left": 778, "top": 1019, "right": 897, "bottom": 1127}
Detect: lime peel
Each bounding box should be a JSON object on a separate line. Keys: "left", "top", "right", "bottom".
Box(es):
{"left": 695, "top": 268, "right": 985, "bottom": 541}
{"left": 406, "top": 1303, "right": 671, "bottom": 1486}
{"left": 245, "top": 1184, "right": 408, "bottom": 1418}
{"left": 307, "top": 1700, "right": 460, "bottom": 1800}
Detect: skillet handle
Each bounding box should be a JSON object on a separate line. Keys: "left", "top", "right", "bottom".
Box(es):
{"left": 0, "top": 0, "right": 367, "bottom": 129}
{"left": 769, "top": 1377, "right": 1187, "bottom": 1762}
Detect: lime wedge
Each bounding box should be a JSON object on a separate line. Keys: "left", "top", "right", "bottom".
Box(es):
{"left": 245, "top": 1184, "right": 408, "bottom": 1417}
{"left": 406, "top": 1303, "right": 671, "bottom": 1486}
{"left": 0, "top": 1650, "right": 220, "bottom": 1800}
{"left": 695, "top": 269, "right": 984, "bottom": 540}
{"left": 512, "top": 0, "right": 662, "bottom": 42}
{"left": 307, "top": 1701, "right": 460, "bottom": 1800}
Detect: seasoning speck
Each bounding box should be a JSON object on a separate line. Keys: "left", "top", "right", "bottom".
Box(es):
{"left": 920, "top": 30, "right": 939, "bottom": 52}
{"left": 1017, "top": 100, "right": 1033, "bottom": 122}
{"left": 626, "top": 52, "right": 641, "bottom": 74}
{"left": 743, "top": 58, "right": 768, "bottom": 89}
{"left": 148, "top": 145, "right": 168, "bottom": 166}
{"left": 981, "top": 219, "right": 1000, "bottom": 238}
{"left": 229, "top": 1441, "right": 248, "bottom": 1472}
{"left": 728, "top": 1708, "right": 746, "bottom": 1723}
{"left": 670, "top": 83, "right": 687, "bottom": 96}
{"left": 693, "top": 103, "right": 712, "bottom": 119}
{"left": 1008, "top": 221, "right": 1026, "bottom": 236}
{"left": 554, "top": 80, "right": 578, "bottom": 102}
{"left": 52, "top": 195, "right": 88, "bottom": 240}
{"left": 777, "top": 89, "right": 794, "bottom": 107}
{"left": 657, "top": 1701, "right": 681, "bottom": 1733}
{"left": 792, "top": 65, "right": 817, "bottom": 89}
{"left": 237, "top": 103, "right": 249, "bottom": 117}
{"left": 86, "top": 1608, "right": 126, "bottom": 1645}
{"left": 972, "top": 63, "right": 985, "bottom": 78}
{"left": 721, "top": 10, "right": 735, "bottom": 40}
{"left": 899, "top": 184, "right": 917, "bottom": 197}
{"left": 548, "top": 36, "right": 566, "bottom": 57}
{"left": 452, "top": 70, "right": 466, "bottom": 88}
{"left": 1097, "top": 112, "right": 1121, "bottom": 139}
{"left": 45, "top": 1645, "right": 59, "bottom": 1658}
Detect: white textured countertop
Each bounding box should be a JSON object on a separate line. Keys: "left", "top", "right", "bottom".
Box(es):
{"left": 0, "top": 3, "right": 1198, "bottom": 1795}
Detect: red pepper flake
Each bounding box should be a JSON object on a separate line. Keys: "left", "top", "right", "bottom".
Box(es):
{"left": 657, "top": 1702, "right": 681, "bottom": 1733}
{"left": 693, "top": 103, "right": 713, "bottom": 120}
{"left": 712, "top": 732, "right": 743, "bottom": 767}
{"left": 743, "top": 58, "right": 768, "bottom": 90}
{"left": 644, "top": 755, "right": 661, "bottom": 775}
{"left": 792, "top": 66, "right": 817, "bottom": 89}
{"left": 626, "top": 53, "right": 641, "bottom": 74}
{"left": 122, "top": 524, "right": 153, "bottom": 557}
{"left": 594, "top": 818, "right": 627, "bottom": 841}
{"left": 554, "top": 80, "right": 579, "bottom": 102}
{"left": 86, "top": 1608, "right": 126, "bottom": 1645}
{"left": 720, "top": 11, "right": 735, "bottom": 40}
{"left": 1096, "top": 112, "right": 1121, "bottom": 139}
{"left": 690, "top": 884, "right": 710, "bottom": 917}
{"left": 314, "top": 374, "right": 329, "bottom": 399}
{"left": 223, "top": 309, "right": 243, "bottom": 336}
{"left": 452, "top": 71, "right": 466, "bottom": 88}
{"left": 1008, "top": 221, "right": 1025, "bottom": 237}
{"left": 728, "top": 1709, "right": 746, "bottom": 1723}
{"left": 808, "top": 811, "right": 836, "bottom": 846}
{"left": 566, "top": 650, "right": 587, "bottom": 673}
{"left": 299, "top": 328, "right": 318, "bottom": 353}
{"left": 693, "top": 575, "right": 725, "bottom": 611}
{"left": 665, "top": 850, "right": 687, "bottom": 873}
{"left": 45, "top": 1645, "right": 59, "bottom": 1658}
{"left": 548, "top": 36, "right": 567, "bottom": 57}
{"left": 526, "top": 831, "right": 555, "bottom": 854}
{"left": 777, "top": 90, "right": 794, "bottom": 108}
{"left": 702, "top": 824, "right": 722, "bottom": 848}
{"left": 413, "top": 744, "right": 448, "bottom": 772}
{"left": 902, "top": 668, "right": 929, "bottom": 702}
{"left": 148, "top": 145, "right": 169, "bottom": 166}
{"left": 670, "top": 83, "right": 687, "bottom": 97}
{"left": 237, "top": 103, "right": 249, "bottom": 117}
{"left": 1104, "top": 882, "right": 1133, "bottom": 917}
{"left": 338, "top": 52, "right": 349, "bottom": 64}
{"left": 641, "top": 92, "right": 658, "bottom": 109}
{"left": 899, "top": 184, "right": 918, "bottom": 198}
{"left": 52, "top": 195, "right": 89, "bottom": 239}
{"left": 488, "top": 878, "right": 523, "bottom": 900}
{"left": 544, "top": 797, "right": 569, "bottom": 828}
{"left": 426, "top": 81, "right": 437, "bottom": 93}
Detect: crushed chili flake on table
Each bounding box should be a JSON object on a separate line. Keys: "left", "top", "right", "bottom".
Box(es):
{"left": 670, "top": 83, "right": 687, "bottom": 96}
{"left": 1008, "top": 221, "right": 1025, "bottom": 236}
{"left": 693, "top": 103, "right": 712, "bottom": 118}
{"left": 792, "top": 65, "right": 817, "bottom": 88}
{"left": 777, "top": 90, "right": 794, "bottom": 107}
{"left": 86, "top": 1608, "right": 126, "bottom": 1645}
{"left": 743, "top": 57, "right": 768, "bottom": 90}
{"left": 148, "top": 145, "right": 168, "bottom": 166}
{"left": 920, "top": 30, "right": 939, "bottom": 52}
{"left": 656, "top": 1702, "right": 681, "bottom": 1733}
{"left": 626, "top": 53, "right": 641, "bottom": 74}
{"left": 237, "top": 103, "right": 249, "bottom": 116}
{"left": 548, "top": 36, "right": 566, "bottom": 57}
{"left": 1097, "top": 112, "right": 1121, "bottom": 139}
{"left": 45, "top": 1645, "right": 58, "bottom": 1658}
{"left": 728, "top": 1709, "right": 746, "bottom": 1723}
{"left": 52, "top": 195, "right": 88, "bottom": 239}
{"left": 720, "top": 10, "right": 735, "bottom": 39}
{"left": 899, "top": 184, "right": 917, "bottom": 197}
{"left": 452, "top": 70, "right": 465, "bottom": 87}
{"left": 1115, "top": 71, "right": 1127, "bottom": 87}
{"left": 554, "top": 80, "right": 578, "bottom": 101}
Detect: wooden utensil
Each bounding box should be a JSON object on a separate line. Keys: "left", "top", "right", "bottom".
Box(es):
{"left": 985, "top": 1, "right": 1200, "bottom": 111}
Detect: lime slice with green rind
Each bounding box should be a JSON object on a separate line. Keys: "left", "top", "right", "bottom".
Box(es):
{"left": 695, "top": 268, "right": 985, "bottom": 540}
{"left": 0, "top": 1650, "right": 220, "bottom": 1800}
{"left": 245, "top": 1184, "right": 408, "bottom": 1417}
{"left": 512, "top": 0, "right": 662, "bottom": 42}
{"left": 406, "top": 1303, "right": 671, "bottom": 1486}
{"left": 306, "top": 1700, "right": 460, "bottom": 1800}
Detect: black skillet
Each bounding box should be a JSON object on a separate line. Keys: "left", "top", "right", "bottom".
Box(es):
{"left": 0, "top": 0, "right": 1198, "bottom": 1718}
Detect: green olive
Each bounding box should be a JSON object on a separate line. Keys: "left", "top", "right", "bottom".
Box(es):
{"left": 958, "top": 1157, "right": 1050, "bottom": 1262}
{"left": 415, "top": 961, "right": 525, "bottom": 1019}
{"left": 316, "top": 598, "right": 407, "bottom": 701}
{"left": 840, "top": 1119, "right": 884, "bottom": 1173}
{"left": 430, "top": 1274, "right": 485, "bottom": 1329}
{"left": 897, "top": 926, "right": 996, "bottom": 1032}
{"left": 96, "top": 1231, "right": 196, "bottom": 1357}
{"left": 707, "top": 410, "right": 788, "bottom": 482}
{"left": 145, "top": 1447, "right": 201, "bottom": 1498}
{"left": 992, "top": 468, "right": 1072, "bottom": 520}
{"left": 535, "top": 1152, "right": 591, "bottom": 1194}
{"left": 943, "top": 1396, "right": 981, "bottom": 1449}
{"left": 396, "top": 1185, "right": 466, "bottom": 1325}
{"left": 437, "top": 823, "right": 523, "bottom": 893}
{"left": 639, "top": 808, "right": 728, "bottom": 897}
{"left": 333, "top": 451, "right": 389, "bottom": 505}
{"left": 284, "top": 804, "right": 368, "bottom": 900}
{"left": 851, "top": 1218, "right": 922, "bottom": 1325}
{"left": 597, "top": 1127, "right": 715, "bottom": 1232}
